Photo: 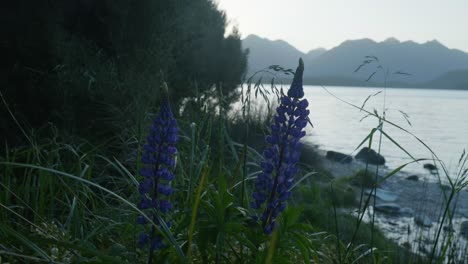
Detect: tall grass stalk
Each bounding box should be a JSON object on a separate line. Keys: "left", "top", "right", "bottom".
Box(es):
{"left": 187, "top": 164, "right": 209, "bottom": 259}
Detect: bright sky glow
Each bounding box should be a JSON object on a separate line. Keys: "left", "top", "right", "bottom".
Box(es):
{"left": 216, "top": 0, "right": 468, "bottom": 53}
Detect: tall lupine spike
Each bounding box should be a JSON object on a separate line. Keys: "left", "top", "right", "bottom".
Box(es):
{"left": 251, "top": 58, "right": 310, "bottom": 234}
{"left": 137, "top": 82, "right": 178, "bottom": 255}
{"left": 287, "top": 58, "right": 304, "bottom": 98}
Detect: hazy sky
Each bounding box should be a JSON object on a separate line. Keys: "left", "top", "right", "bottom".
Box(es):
{"left": 216, "top": 0, "right": 468, "bottom": 53}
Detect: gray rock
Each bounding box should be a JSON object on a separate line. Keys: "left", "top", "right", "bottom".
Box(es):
{"left": 443, "top": 225, "right": 455, "bottom": 233}
{"left": 355, "top": 147, "right": 385, "bottom": 165}
{"left": 374, "top": 203, "right": 414, "bottom": 217}
{"left": 414, "top": 215, "right": 432, "bottom": 227}
{"left": 374, "top": 203, "right": 401, "bottom": 215}
{"left": 365, "top": 188, "right": 398, "bottom": 202}
{"left": 423, "top": 163, "right": 437, "bottom": 171}
{"left": 326, "top": 150, "right": 353, "bottom": 163}
{"left": 399, "top": 207, "right": 414, "bottom": 217}
{"left": 460, "top": 221, "right": 468, "bottom": 239}
{"left": 402, "top": 242, "right": 411, "bottom": 249}
{"left": 406, "top": 175, "right": 419, "bottom": 181}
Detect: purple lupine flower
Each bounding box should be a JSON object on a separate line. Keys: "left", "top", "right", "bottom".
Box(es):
{"left": 251, "top": 58, "right": 310, "bottom": 234}
{"left": 137, "top": 83, "right": 178, "bottom": 252}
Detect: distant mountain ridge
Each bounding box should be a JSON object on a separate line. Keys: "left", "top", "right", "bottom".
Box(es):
{"left": 242, "top": 34, "right": 468, "bottom": 89}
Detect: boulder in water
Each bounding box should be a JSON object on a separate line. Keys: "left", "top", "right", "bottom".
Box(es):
{"left": 365, "top": 188, "right": 398, "bottom": 202}
{"left": 355, "top": 147, "right": 385, "bottom": 165}
{"left": 374, "top": 203, "right": 401, "bottom": 215}
{"left": 399, "top": 207, "right": 414, "bottom": 217}
{"left": 443, "top": 225, "right": 455, "bottom": 233}
{"left": 406, "top": 175, "right": 419, "bottom": 181}
{"left": 460, "top": 221, "right": 468, "bottom": 239}
{"left": 374, "top": 203, "right": 414, "bottom": 217}
{"left": 423, "top": 163, "right": 437, "bottom": 171}
{"left": 414, "top": 215, "right": 432, "bottom": 227}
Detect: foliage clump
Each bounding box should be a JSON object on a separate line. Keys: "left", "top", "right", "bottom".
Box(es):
{"left": 351, "top": 169, "right": 377, "bottom": 188}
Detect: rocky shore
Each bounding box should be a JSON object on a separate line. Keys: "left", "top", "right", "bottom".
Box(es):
{"left": 318, "top": 148, "right": 468, "bottom": 259}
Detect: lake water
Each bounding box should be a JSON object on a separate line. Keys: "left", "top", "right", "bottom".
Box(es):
{"left": 302, "top": 86, "right": 468, "bottom": 180}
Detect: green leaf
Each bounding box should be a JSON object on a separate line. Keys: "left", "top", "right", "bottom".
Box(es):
{"left": 380, "top": 130, "right": 416, "bottom": 161}
{"left": 377, "top": 158, "right": 427, "bottom": 185}
{"left": 292, "top": 233, "right": 310, "bottom": 263}
{"left": 187, "top": 165, "right": 209, "bottom": 259}
{"left": 353, "top": 128, "right": 377, "bottom": 153}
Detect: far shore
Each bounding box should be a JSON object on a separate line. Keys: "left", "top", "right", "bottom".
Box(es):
{"left": 251, "top": 80, "right": 468, "bottom": 91}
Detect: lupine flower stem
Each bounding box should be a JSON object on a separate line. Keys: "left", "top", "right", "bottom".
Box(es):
{"left": 137, "top": 82, "right": 178, "bottom": 261}
{"left": 251, "top": 58, "right": 310, "bottom": 234}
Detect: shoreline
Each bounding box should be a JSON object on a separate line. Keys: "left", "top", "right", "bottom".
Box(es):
{"left": 315, "top": 149, "right": 468, "bottom": 257}
{"left": 318, "top": 150, "right": 468, "bottom": 218}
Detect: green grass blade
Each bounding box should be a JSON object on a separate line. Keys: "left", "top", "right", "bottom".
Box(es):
{"left": 353, "top": 128, "right": 377, "bottom": 153}
{"left": 377, "top": 159, "right": 427, "bottom": 186}
{"left": 0, "top": 224, "right": 54, "bottom": 262}
{"left": 187, "top": 164, "right": 209, "bottom": 259}
{"left": 0, "top": 161, "right": 187, "bottom": 263}
{"left": 380, "top": 130, "right": 416, "bottom": 161}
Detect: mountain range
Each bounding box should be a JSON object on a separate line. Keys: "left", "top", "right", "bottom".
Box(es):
{"left": 242, "top": 34, "right": 468, "bottom": 89}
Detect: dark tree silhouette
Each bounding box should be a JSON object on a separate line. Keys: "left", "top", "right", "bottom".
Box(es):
{"left": 1, "top": 0, "right": 247, "bottom": 143}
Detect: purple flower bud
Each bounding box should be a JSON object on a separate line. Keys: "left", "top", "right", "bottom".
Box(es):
{"left": 279, "top": 191, "right": 291, "bottom": 201}
{"left": 139, "top": 178, "right": 154, "bottom": 194}
{"left": 298, "top": 99, "right": 309, "bottom": 108}
{"left": 271, "top": 124, "right": 280, "bottom": 131}
{"left": 138, "top": 198, "right": 152, "bottom": 209}
{"left": 263, "top": 148, "right": 274, "bottom": 159}
{"left": 266, "top": 135, "right": 278, "bottom": 144}
{"left": 159, "top": 200, "right": 172, "bottom": 213}
{"left": 287, "top": 59, "right": 305, "bottom": 98}
{"left": 139, "top": 168, "right": 153, "bottom": 178}
{"left": 275, "top": 115, "right": 286, "bottom": 123}
{"left": 277, "top": 107, "right": 286, "bottom": 115}
{"left": 281, "top": 97, "right": 292, "bottom": 106}
{"left": 138, "top": 233, "right": 149, "bottom": 247}
{"left": 301, "top": 109, "right": 310, "bottom": 118}
{"left": 157, "top": 185, "right": 174, "bottom": 196}
{"left": 260, "top": 161, "right": 274, "bottom": 173}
